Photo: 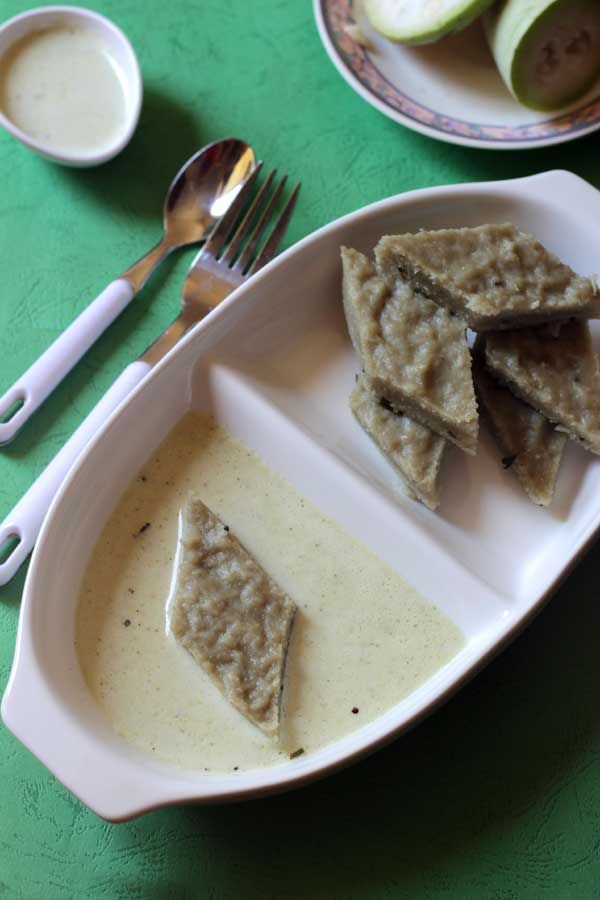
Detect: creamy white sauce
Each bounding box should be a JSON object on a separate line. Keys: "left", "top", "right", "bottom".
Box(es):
{"left": 0, "top": 25, "right": 127, "bottom": 154}
{"left": 75, "top": 414, "right": 463, "bottom": 773}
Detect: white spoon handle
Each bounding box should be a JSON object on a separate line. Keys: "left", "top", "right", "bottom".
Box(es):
{"left": 0, "top": 360, "right": 150, "bottom": 586}
{"left": 0, "top": 278, "right": 135, "bottom": 445}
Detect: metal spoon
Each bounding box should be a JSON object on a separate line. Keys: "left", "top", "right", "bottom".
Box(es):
{"left": 0, "top": 138, "right": 256, "bottom": 445}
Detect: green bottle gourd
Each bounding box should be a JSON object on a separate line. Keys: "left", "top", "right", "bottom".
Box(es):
{"left": 363, "top": 0, "right": 497, "bottom": 45}
{"left": 485, "top": 0, "right": 600, "bottom": 111}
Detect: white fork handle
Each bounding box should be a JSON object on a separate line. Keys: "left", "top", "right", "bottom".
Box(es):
{"left": 0, "top": 278, "right": 135, "bottom": 445}
{"left": 0, "top": 360, "right": 150, "bottom": 586}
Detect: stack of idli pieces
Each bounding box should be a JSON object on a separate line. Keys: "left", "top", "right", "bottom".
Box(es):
{"left": 341, "top": 224, "right": 600, "bottom": 510}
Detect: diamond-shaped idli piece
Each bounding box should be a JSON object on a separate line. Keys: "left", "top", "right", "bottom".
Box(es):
{"left": 350, "top": 374, "right": 447, "bottom": 510}
{"left": 342, "top": 246, "right": 478, "bottom": 454}
{"left": 170, "top": 496, "right": 296, "bottom": 740}
{"left": 483, "top": 321, "right": 600, "bottom": 456}
{"left": 472, "top": 344, "right": 566, "bottom": 506}
{"left": 375, "top": 225, "right": 600, "bottom": 332}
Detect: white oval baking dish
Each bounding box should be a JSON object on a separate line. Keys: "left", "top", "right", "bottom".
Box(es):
{"left": 4, "top": 170, "right": 600, "bottom": 821}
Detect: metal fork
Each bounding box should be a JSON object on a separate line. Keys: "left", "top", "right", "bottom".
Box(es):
{"left": 141, "top": 162, "right": 300, "bottom": 367}
{"left": 0, "top": 166, "right": 300, "bottom": 585}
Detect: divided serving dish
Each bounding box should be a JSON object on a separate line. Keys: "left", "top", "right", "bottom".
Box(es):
{"left": 4, "top": 169, "right": 600, "bottom": 820}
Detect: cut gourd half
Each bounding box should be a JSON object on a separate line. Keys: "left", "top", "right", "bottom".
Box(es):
{"left": 485, "top": 0, "right": 600, "bottom": 111}
{"left": 363, "top": 0, "right": 496, "bottom": 45}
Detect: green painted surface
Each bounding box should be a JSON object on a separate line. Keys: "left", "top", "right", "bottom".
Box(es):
{"left": 1, "top": 0, "right": 600, "bottom": 896}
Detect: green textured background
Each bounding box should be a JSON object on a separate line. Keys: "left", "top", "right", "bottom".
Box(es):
{"left": 2, "top": 1, "right": 600, "bottom": 897}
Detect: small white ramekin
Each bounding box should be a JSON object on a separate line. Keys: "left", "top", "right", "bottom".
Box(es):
{"left": 0, "top": 5, "right": 142, "bottom": 166}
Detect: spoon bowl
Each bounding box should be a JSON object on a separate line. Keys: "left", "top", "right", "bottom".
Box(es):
{"left": 123, "top": 139, "right": 257, "bottom": 290}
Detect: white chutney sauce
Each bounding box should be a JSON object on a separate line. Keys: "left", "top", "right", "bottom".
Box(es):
{"left": 76, "top": 414, "right": 464, "bottom": 773}
{"left": 0, "top": 25, "right": 127, "bottom": 154}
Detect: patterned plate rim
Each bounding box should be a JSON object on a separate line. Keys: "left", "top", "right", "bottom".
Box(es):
{"left": 317, "top": 0, "right": 600, "bottom": 149}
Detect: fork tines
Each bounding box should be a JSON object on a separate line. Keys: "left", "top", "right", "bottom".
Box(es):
{"left": 204, "top": 163, "right": 300, "bottom": 276}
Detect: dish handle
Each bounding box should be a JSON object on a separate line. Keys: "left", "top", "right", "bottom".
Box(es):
{"left": 0, "top": 360, "right": 150, "bottom": 587}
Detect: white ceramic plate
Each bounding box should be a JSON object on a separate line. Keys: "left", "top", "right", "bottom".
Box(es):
{"left": 314, "top": 0, "right": 600, "bottom": 150}
{"left": 4, "top": 170, "right": 600, "bottom": 821}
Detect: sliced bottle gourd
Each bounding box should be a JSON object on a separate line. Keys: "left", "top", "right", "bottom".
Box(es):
{"left": 485, "top": 0, "right": 600, "bottom": 111}
{"left": 363, "top": 0, "right": 496, "bottom": 45}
